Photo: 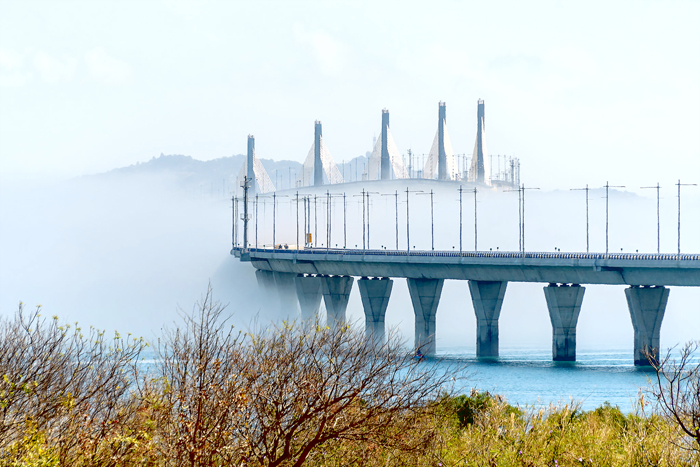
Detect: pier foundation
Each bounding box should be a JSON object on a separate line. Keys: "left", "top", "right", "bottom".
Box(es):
{"left": 320, "top": 275, "right": 355, "bottom": 327}
{"left": 625, "top": 286, "right": 669, "bottom": 366}
{"left": 544, "top": 284, "right": 585, "bottom": 361}
{"left": 294, "top": 274, "right": 323, "bottom": 321}
{"left": 358, "top": 277, "right": 393, "bottom": 343}
{"left": 407, "top": 278, "right": 444, "bottom": 355}
{"left": 468, "top": 280, "right": 507, "bottom": 357}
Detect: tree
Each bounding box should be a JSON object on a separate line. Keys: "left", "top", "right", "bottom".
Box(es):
{"left": 144, "top": 284, "right": 455, "bottom": 466}
{"left": 0, "top": 302, "right": 145, "bottom": 464}
{"left": 648, "top": 341, "right": 700, "bottom": 453}
{"left": 140, "top": 284, "right": 246, "bottom": 466}
{"left": 231, "top": 322, "right": 453, "bottom": 467}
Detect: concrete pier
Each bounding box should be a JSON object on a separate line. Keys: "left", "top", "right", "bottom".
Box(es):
{"left": 320, "top": 275, "right": 355, "bottom": 327}
{"left": 544, "top": 284, "right": 585, "bottom": 361}
{"left": 407, "top": 278, "right": 444, "bottom": 355}
{"left": 625, "top": 285, "right": 669, "bottom": 366}
{"left": 358, "top": 277, "right": 393, "bottom": 343}
{"left": 294, "top": 274, "right": 323, "bottom": 321}
{"left": 255, "top": 269, "right": 276, "bottom": 292}
{"left": 468, "top": 280, "right": 507, "bottom": 357}
{"left": 273, "top": 271, "right": 299, "bottom": 318}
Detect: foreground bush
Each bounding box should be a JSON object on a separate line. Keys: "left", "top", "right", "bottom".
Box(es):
{"left": 0, "top": 303, "right": 145, "bottom": 465}
{"left": 138, "top": 286, "right": 450, "bottom": 466}
{"left": 1, "top": 290, "right": 698, "bottom": 466}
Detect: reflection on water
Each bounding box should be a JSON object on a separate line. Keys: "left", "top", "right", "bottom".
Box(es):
{"left": 431, "top": 347, "right": 656, "bottom": 412}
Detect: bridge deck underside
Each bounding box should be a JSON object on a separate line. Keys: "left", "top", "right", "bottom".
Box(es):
{"left": 240, "top": 249, "right": 700, "bottom": 287}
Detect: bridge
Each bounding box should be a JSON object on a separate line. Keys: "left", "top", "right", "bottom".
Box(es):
{"left": 228, "top": 99, "right": 697, "bottom": 366}
{"left": 232, "top": 245, "right": 700, "bottom": 366}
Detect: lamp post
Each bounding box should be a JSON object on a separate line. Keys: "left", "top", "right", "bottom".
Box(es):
{"left": 270, "top": 193, "right": 288, "bottom": 248}
{"left": 381, "top": 190, "right": 400, "bottom": 249}
{"left": 417, "top": 190, "right": 435, "bottom": 250}
{"left": 231, "top": 196, "right": 236, "bottom": 248}
{"left": 603, "top": 181, "right": 625, "bottom": 254}
{"left": 241, "top": 176, "right": 251, "bottom": 251}
{"left": 354, "top": 190, "right": 366, "bottom": 250}
{"left": 677, "top": 180, "right": 697, "bottom": 256}
{"left": 508, "top": 185, "right": 540, "bottom": 254}
{"left": 366, "top": 191, "right": 378, "bottom": 249}
{"left": 641, "top": 183, "right": 661, "bottom": 254}
{"left": 459, "top": 185, "right": 463, "bottom": 252}
{"left": 405, "top": 188, "right": 423, "bottom": 253}
{"left": 570, "top": 185, "right": 590, "bottom": 253}
{"left": 473, "top": 188, "right": 478, "bottom": 251}
{"left": 521, "top": 185, "right": 540, "bottom": 253}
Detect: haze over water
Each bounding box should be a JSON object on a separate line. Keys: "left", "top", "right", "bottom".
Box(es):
{"left": 2, "top": 170, "right": 698, "bottom": 412}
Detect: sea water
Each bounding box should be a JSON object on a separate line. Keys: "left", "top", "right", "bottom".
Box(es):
{"left": 432, "top": 346, "right": 657, "bottom": 412}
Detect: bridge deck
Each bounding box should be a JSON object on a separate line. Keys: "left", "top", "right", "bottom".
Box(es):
{"left": 232, "top": 247, "right": 700, "bottom": 287}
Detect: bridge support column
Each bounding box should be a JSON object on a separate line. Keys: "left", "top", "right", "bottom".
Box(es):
{"left": 468, "top": 280, "right": 507, "bottom": 357}
{"left": 320, "top": 275, "right": 355, "bottom": 327}
{"left": 255, "top": 269, "right": 276, "bottom": 292}
{"left": 544, "top": 284, "right": 585, "bottom": 361}
{"left": 625, "top": 286, "right": 669, "bottom": 366}
{"left": 407, "top": 278, "right": 444, "bottom": 355}
{"left": 294, "top": 274, "right": 322, "bottom": 321}
{"left": 358, "top": 277, "right": 393, "bottom": 343}
{"left": 273, "top": 271, "right": 300, "bottom": 318}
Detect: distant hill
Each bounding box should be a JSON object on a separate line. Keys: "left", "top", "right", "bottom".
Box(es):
{"left": 93, "top": 153, "right": 369, "bottom": 196}
{"left": 95, "top": 153, "right": 305, "bottom": 195}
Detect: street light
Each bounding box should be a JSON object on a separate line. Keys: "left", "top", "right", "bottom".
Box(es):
{"left": 473, "top": 187, "right": 478, "bottom": 252}
{"left": 677, "top": 180, "right": 697, "bottom": 256}
{"left": 417, "top": 189, "right": 435, "bottom": 250}
{"left": 405, "top": 188, "right": 423, "bottom": 253}
{"left": 570, "top": 185, "right": 590, "bottom": 253}
{"left": 381, "top": 190, "right": 400, "bottom": 249}
{"left": 603, "top": 181, "right": 625, "bottom": 254}
{"left": 640, "top": 183, "right": 661, "bottom": 254}
{"left": 507, "top": 184, "right": 540, "bottom": 254}
{"left": 271, "top": 193, "right": 288, "bottom": 248}
{"left": 366, "top": 191, "right": 378, "bottom": 249}
{"left": 231, "top": 196, "right": 236, "bottom": 248}
{"left": 459, "top": 186, "right": 463, "bottom": 252}
{"left": 324, "top": 191, "right": 344, "bottom": 252}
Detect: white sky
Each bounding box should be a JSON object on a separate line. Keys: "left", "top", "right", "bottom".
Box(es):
{"left": 1, "top": 0, "right": 699, "bottom": 190}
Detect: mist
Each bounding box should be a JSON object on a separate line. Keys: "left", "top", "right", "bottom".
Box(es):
{"left": 1, "top": 165, "right": 698, "bottom": 356}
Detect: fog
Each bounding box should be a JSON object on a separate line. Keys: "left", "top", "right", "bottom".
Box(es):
{"left": 1, "top": 170, "right": 698, "bottom": 353}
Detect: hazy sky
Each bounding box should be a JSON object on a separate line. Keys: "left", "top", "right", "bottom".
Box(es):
{"left": 1, "top": 0, "right": 698, "bottom": 190}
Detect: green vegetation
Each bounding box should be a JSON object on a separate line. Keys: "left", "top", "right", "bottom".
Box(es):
{"left": 1, "top": 289, "right": 698, "bottom": 466}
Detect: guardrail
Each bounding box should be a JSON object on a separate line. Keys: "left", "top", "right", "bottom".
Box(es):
{"left": 231, "top": 246, "right": 700, "bottom": 262}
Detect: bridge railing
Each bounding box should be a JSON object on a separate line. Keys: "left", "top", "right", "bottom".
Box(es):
{"left": 232, "top": 246, "right": 700, "bottom": 262}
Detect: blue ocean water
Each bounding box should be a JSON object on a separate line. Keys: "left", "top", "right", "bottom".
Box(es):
{"left": 432, "top": 346, "right": 657, "bottom": 412}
